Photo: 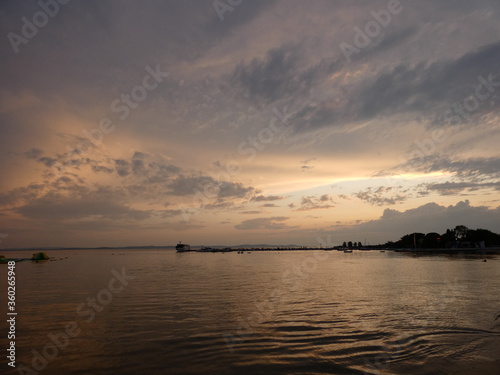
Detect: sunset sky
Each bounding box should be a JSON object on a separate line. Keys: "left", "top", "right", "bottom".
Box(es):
{"left": 1, "top": 0, "right": 500, "bottom": 248}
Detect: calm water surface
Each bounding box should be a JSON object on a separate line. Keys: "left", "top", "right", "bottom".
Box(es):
{"left": 1, "top": 249, "right": 499, "bottom": 374}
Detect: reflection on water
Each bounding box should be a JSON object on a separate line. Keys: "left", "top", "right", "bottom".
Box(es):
{"left": 1, "top": 249, "right": 499, "bottom": 374}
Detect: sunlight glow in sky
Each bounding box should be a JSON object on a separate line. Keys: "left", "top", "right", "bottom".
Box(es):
{"left": 1, "top": 0, "right": 500, "bottom": 248}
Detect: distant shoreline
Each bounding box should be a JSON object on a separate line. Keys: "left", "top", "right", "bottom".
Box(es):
{"left": 2, "top": 246, "right": 500, "bottom": 254}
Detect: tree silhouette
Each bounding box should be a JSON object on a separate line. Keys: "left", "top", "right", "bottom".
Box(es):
{"left": 454, "top": 225, "right": 469, "bottom": 241}
{"left": 422, "top": 232, "right": 441, "bottom": 248}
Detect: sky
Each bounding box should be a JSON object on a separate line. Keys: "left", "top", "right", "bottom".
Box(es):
{"left": 1, "top": 0, "right": 500, "bottom": 248}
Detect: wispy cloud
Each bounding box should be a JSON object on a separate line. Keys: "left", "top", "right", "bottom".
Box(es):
{"left": 235, "top": 216, "right": 293, "bottom": 230}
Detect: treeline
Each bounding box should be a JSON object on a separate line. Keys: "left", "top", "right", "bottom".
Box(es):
{"left": 383, "top": 225, "right": 500, "bottom": 249}
{"left": 341, "top": 241, "right": 364, "bottom": 249}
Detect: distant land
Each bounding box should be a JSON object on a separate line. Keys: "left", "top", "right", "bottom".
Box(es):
{"left": 0, "top": 244, "right": 301, "bottom": 251}
{"left": 2, "top": 226, "right": 499, "bottom": 252}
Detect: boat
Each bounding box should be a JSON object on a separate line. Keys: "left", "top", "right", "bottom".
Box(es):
{"left": 176, "top": 242, "right": 194, "bottom": 252}
{"left": 343, "top": 249, "right": 353, "bottom": 253}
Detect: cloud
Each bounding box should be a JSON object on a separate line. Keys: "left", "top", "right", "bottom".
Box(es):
{"left": 425, "top": 181, "right": 500, "bottom": 195}
{"left": 293, "top": 194, "right": 335, "bottom": 211}
{"left": 288, "top": 40, "right": 500, "bottom": 135}
{"left": 357, "top": 200, "right": 500, "bottom": 239}
{"left": 92, "top": 165, "right": 114, "bottom": 174}
{"left": 25, "top": 148, "right": 43, "bottom": 159}
{"left": 1, "top": 1, "right": 500, "bottom": 248}
{"left": 261, "top": 203, "right": 279, "bottom": 208}
{"left": 144, "top": 163, "right": 182, "bottom": 184}
{"left": 232, "top": 44, "right": 302, "bottom": 107}
{"left": 0, "top": 183, "right": 46, "bottom": 207}
{"left": 235, "top": 216, "right": 291, "bottom": 230}
{"left": 397, "top": 155, "right": 500, "bottom": 180}
{"left": 16, "top": 190, "right": 151, "bottom": 221}
{"left": 232, "top": 43, "right": 341, "bottom": 108}
{"left": 352, "top": 41, "right": 500, "bottom": 125}
{"left": 168, "top": 175, "right": 254, "bottom": 199}
{"left": 250, "top": 194, "right": 285, "bottom": 202}
{"left": 157, "top": 209, "right": 184, "bottom": 218}
{"left": 354, "top": 186, "right": 409, "bottom": 206}
{"left": 114, "top": 159, "right": 131, "bottom": 177}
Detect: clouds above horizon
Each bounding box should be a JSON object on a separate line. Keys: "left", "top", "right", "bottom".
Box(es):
{"left": 356, "top": 200, "right": 500, "bottom": 240}
{"left": 1, "top": 0, "right": 499, "bottom": 247}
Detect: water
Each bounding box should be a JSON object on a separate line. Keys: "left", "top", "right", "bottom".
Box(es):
{"left": 1, "top": 249, "right": 499, "bottom": 374}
